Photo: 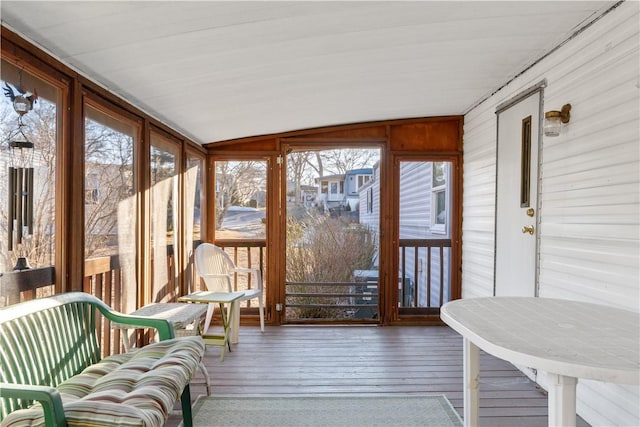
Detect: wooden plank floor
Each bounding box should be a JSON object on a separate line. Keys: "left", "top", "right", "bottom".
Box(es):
{"left": 168, "top": 325, "right": 590, "bottom": 427}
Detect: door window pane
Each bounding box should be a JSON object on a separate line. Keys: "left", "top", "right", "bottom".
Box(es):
{"left": 431, "top": 162, "right": 448, "bottom": 232}
{"left": 435, "top": 190, "right": 446, "bottom": 225}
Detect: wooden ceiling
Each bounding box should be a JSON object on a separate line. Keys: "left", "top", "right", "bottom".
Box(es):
{"left": 1, "top": 1, "right": 615, "bottom": 144}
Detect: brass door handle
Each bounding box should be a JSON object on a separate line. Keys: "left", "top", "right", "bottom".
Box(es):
{"left": 522, "top": 225, "right": 534, "bottom": 235}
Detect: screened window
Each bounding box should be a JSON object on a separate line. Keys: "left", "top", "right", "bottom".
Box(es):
{"left": 431, "top": 162, "right": 447, "bottom": 233}
{"left": 84, "top": 103, "right": 138, "bottom": 312}
{"left": 150, "top": 132, "right": 180, "bottom": 302}
{"left": 186, "top": 152, "right": 204, "bottom": 292}
{"left": 1, "top": 60, "right": 60, "bottom": 275}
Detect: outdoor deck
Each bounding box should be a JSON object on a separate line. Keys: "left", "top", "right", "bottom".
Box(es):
{"left": 168, "top": 325, "right": 590, "bottom": 427}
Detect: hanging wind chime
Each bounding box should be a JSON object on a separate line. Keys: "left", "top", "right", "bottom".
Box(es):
{"left": 3, "top": 69, "right": 38, "bottom": 267}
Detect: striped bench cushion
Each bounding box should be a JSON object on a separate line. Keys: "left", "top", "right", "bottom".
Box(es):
{"left": 2, "top": 336, "right": 205, "bottom": 427}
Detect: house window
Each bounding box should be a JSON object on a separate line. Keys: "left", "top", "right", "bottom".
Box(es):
{"left": 431, "top": 162, "right": 447, "bottom": 233}
{"left": 85, "top": 173, "right": 100, "bottom": 204}
{"left": 358, "top": 175, "right": 370, "bottom": 189}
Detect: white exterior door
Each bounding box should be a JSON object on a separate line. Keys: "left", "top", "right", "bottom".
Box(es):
{"left": 495, "top": 91, "right": 540, "bottom": 296}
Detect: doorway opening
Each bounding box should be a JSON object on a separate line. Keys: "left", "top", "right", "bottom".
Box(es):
{"left": 284, "top": 147, "right": 381, "bottom": 322}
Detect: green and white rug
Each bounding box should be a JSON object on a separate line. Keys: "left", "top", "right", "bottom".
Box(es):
{"left": 184, "top": 394, "right": 463, "bottom": 427}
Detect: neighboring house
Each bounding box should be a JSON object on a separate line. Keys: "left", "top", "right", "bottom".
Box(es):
{"left": 285, "top": 181, "right": 317, "bottom": 207}
{"left": 343, "top": 168, "right": 373, "bottom": 211}
{"left": 316, "top": 168, "right": 373, "bottom": 212}
{"left": 316, "top": 173, "right": 344, "bottom": 210}
{"left": 359, "top": 161, "right": 452, "bottom": 307}
{"left": 359, "top": 162, "right": 380, "bottom": 236}
{"left": 300, "top": 184, "right": 317, "bottom": 207}
{"left": 462, "top": 3, "right": 639, "bottom": 426}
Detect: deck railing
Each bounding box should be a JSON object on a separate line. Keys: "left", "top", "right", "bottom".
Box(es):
{"left": 214, "top": 239, "right": 266, "bottom": 309}
{"left": 285, "top": 281, "right": 379, "bottom": 321}
{"left": 0, "top": 238, "right": 449, "bottom": 332}
{"left": 0, "top": 239, "right": 266, "bottom": 353}
{"left": 399, "top": 238, "right": 452, "bottom": 308}
{"left": 0, "top": 266, "right": 55, "bottom": 306}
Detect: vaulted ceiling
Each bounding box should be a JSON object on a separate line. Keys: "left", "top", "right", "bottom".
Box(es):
{"left": 1, "top": 1, "right": 616, "bottom": 144}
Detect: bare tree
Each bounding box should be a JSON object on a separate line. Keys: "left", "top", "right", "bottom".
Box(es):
{"left": 319, "top": 148, "right": 378, "bottom": 175}
{"left": 1, "top": 93, "right": 138, "bottom": 271}
{"left": 84, "top": 119, "right": 134, "bottom": 258}
{"left": 286, "top": 148, "right": 379, "bottom": 208}
{"left": 215, "top": 160, "right": 265, "bottom": 229}
{"left": 1, "top": 99, "right": 57, "bottom": 269}
{"left": 287, "top": 151, "right": 317, "bottom": 205}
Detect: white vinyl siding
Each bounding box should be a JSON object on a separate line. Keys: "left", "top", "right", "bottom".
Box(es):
{"left": 462, "top": 2, "right": 639, "bottom": 426}
{"left": 399, "top": 162, "right": 432, "bottom": 237}
{"left": 462, "top": 107, "right": 498, "bottom": 299}
{"left": 359, "top": 167, "right": 381, "bottom": 266}
{"left": 399, "top": 162, "right": 451, "bottom": 306}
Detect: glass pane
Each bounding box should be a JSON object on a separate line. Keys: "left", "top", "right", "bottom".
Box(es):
{"left": 215, "top": 160, "right": 266, "bottom": 239}
{"left": 84, "top": 104, "right": 137, "bottom": 312}
{"left": 435, "top": 190, "right": 446, "bottom": 225}
{"left": 150, "top": 134, "right": 179, "bottom": 302}
{"left": 399, "top": 161, "right": 452, "bottom": 309}
{"left": 1, "top": 62, "right": 59, "bottom": 280}
{"left": 285, "top": 148, "right": 380, "bottom": 321}
{"left": 214, "top": 160, "right": 267, "bottom": 307}
{"left": 186, "top": 153, "right": 204, "bottom": 292}
{"left": 186, "top": 155, "right": 203, "bottom": 245}
{"left": 432, "top": 161, "right": 446, "bottom": 187}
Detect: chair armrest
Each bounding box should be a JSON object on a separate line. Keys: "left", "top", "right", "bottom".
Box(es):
{"left": 0, "top": 383, "right": 67, "bottom": 427}
{"left": 200, "top": 273, "right": 231, "bottom": 279}
{"left": 99, "top": 308, "right": 175, "bottom": 340}
{"left": 232, "top": 267, "right": 254, "bottom": 274}
{"left": 231, "top": 267, "right": 263, "bottom": 290}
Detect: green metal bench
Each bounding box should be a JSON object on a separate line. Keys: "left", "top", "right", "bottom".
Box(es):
{"left": 0, "top": 292, "right": 205, "bottom": 427}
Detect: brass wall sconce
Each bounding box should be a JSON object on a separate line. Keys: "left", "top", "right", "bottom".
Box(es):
{"left": 544, "top": 103, "right": 571, "bottom": 137}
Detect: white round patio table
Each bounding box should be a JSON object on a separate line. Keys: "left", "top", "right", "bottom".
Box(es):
{"left": 440, "top": 297, "right": 639, "bottom": 427}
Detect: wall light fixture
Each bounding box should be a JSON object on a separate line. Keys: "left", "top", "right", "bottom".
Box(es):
{"left": 544, "top": 103, "right": 571, "bottom": 137}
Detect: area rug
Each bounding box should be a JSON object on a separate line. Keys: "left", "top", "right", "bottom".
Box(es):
{"left": 184, "top": 394, "right": 463, "bottom": 427}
